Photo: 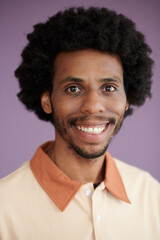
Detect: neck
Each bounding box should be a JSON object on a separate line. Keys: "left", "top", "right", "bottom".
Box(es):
{"left": 47, "top": 137, "right": 106, "bottom": 184}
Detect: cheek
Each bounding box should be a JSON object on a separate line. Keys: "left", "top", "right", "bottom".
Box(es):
{"left": 105, "top": 94, "right": 127, "bottom": 116}
{"left": 52, "top": 96, "right": 79, "bottom": 118}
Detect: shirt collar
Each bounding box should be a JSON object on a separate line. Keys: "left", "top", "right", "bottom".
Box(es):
{"left": 30, "top": 141, "right": 130, "bottom": 212}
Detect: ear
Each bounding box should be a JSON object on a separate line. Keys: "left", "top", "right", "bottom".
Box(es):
{"left": 125, "top": 101, "right": 129, "bottom": 111}
{"left": 41, "top": 91, "right": 52, "bottom": 114}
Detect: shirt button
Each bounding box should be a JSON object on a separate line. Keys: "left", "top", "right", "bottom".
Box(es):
{"left": 97, "top": 214, "right": 101, "bottom": 222}
{"left": 86, "top": 189, "right": 92, "bottom": 196}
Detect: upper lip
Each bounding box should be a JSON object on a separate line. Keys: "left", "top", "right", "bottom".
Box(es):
{"left": 75, "top": 121, "right": 110, "bottom": 126}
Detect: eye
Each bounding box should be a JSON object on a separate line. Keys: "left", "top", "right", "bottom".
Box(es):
{"left": 102, "top": 85, "right": 116, "bottom": 92}
{"left": 66, "top": 86, "right": 81, "bottom": 94}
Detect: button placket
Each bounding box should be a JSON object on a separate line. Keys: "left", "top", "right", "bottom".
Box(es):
{"left": 91, "top": 188, "right": 104, "bottom": 239}
{"left": 79, "top": 183, "right": 94, "bottom": 213}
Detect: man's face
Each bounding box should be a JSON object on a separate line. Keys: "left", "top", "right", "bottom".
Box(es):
{"left": 50, "top": 50, "right": 128, "bottom": 159}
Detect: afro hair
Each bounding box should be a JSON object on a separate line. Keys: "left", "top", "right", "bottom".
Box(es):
{"left": 15, "top": 7, "right": 153, "bottom": 123}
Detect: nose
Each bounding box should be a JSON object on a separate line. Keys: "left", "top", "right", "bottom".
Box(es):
{"left": 80, "top": 90, "right": 105, "bottom": 114}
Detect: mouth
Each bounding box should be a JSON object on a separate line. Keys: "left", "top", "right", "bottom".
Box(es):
{"left": 76, "top": 124, "right": 107, "bottom": 134}
{"left": 68, "top": 116, "right": 115, "bottom": 143}
{"left": 72, "top": 121, "right": 111, "bottom": 143}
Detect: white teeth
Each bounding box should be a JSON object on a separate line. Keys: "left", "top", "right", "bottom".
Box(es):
{"left": 77, "top": 126, "right": 105, "bottom": 134}
{"left": 88, "top": 128, "right": 92, "bottom": 133}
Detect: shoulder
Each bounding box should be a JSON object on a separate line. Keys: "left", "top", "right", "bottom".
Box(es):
{"left": 114, "top": 158, "right": 160, "bottom": 202}
{"left": 0, "top": 161, "right": 31, "bottom": 186}
{"left": 0, "top": 162, "right": 35, "bottom": 205}
{"left": 114, "top": 157, "right": 159, "bottom": 185}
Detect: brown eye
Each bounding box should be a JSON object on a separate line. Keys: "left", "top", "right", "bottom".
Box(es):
{"left": 66, "top": 86, "right": 81, "bottom": 93}
{"left": 103, "top": 85, "right": 116, "bottom": 92}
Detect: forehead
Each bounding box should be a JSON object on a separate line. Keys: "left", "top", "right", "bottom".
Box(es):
{"left": 54, "top": 49, "right": 123, "bottom": 81}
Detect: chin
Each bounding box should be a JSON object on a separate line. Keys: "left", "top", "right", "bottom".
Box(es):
{"left": 69, "top": 142, "right": 109, "bottom": 159}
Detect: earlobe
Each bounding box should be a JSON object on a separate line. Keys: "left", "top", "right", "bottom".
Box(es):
{"left": 125, "top": 101, "right": 129, "bottom": 111}
{"left": 41, "top": 91, "right": 52, "bottom": 114}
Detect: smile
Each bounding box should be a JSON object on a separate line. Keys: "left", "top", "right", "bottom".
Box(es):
{"left": 76, "top": 125, "right": 106, "bottom": 134}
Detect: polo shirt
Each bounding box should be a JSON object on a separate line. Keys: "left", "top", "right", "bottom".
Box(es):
{"left": 0, "top": 141, "right": 160, "bottom": 240}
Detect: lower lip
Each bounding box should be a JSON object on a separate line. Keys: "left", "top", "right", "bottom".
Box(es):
{"left": 73, "top": 123, "right": 111, "bottom": 142}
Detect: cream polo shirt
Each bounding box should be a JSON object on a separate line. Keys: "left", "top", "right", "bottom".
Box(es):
{"left": 0, "top": 141, "right": 160, "bottom": 240}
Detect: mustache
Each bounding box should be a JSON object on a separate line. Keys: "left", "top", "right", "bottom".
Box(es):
{"left": 67, "top": 115, "right": 116, "bottom": 126}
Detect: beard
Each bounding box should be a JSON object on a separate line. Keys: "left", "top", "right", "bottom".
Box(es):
{"left": 52, "top": 108, "right": 125, "bottom": 160}
{"left": 67, "top": 141, "right": 109, "bottom": 159}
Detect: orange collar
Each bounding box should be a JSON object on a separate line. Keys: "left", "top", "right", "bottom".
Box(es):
{"left": 30, "top": 141, "right": 130, "bottom": 211}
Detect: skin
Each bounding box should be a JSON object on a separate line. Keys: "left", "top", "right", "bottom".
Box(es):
{"left": 41, "top": 49, "right": 129, "bottom": 184}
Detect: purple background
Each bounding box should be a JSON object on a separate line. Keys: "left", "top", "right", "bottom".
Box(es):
{"left": 0, "top": 0, "right": 160, "bottom": 181}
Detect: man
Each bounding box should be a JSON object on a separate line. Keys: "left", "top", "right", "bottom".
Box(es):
{"left": 0, "top": 7, "right": 159, "bottom": 240}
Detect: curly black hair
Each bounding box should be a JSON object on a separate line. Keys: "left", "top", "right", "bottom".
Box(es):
{"left": 15, "top": 7, "right": 153, "bottom": 123}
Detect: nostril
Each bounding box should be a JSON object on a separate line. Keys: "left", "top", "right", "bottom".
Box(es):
{"left": 80, "top": 101, "right": 105, "bottom": 114}
{"left": 80, "top": 91, "right": 105, "bottom": 114}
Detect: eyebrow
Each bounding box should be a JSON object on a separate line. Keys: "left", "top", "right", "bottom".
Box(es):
{"left": 59, "top": 76, "right": 84, "bottom": 85}
{"left": 99, "top": 77, "right": 122, "bottom": 83}
{"left": 59, "top": 76, "right": 122, "bottom": 85}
